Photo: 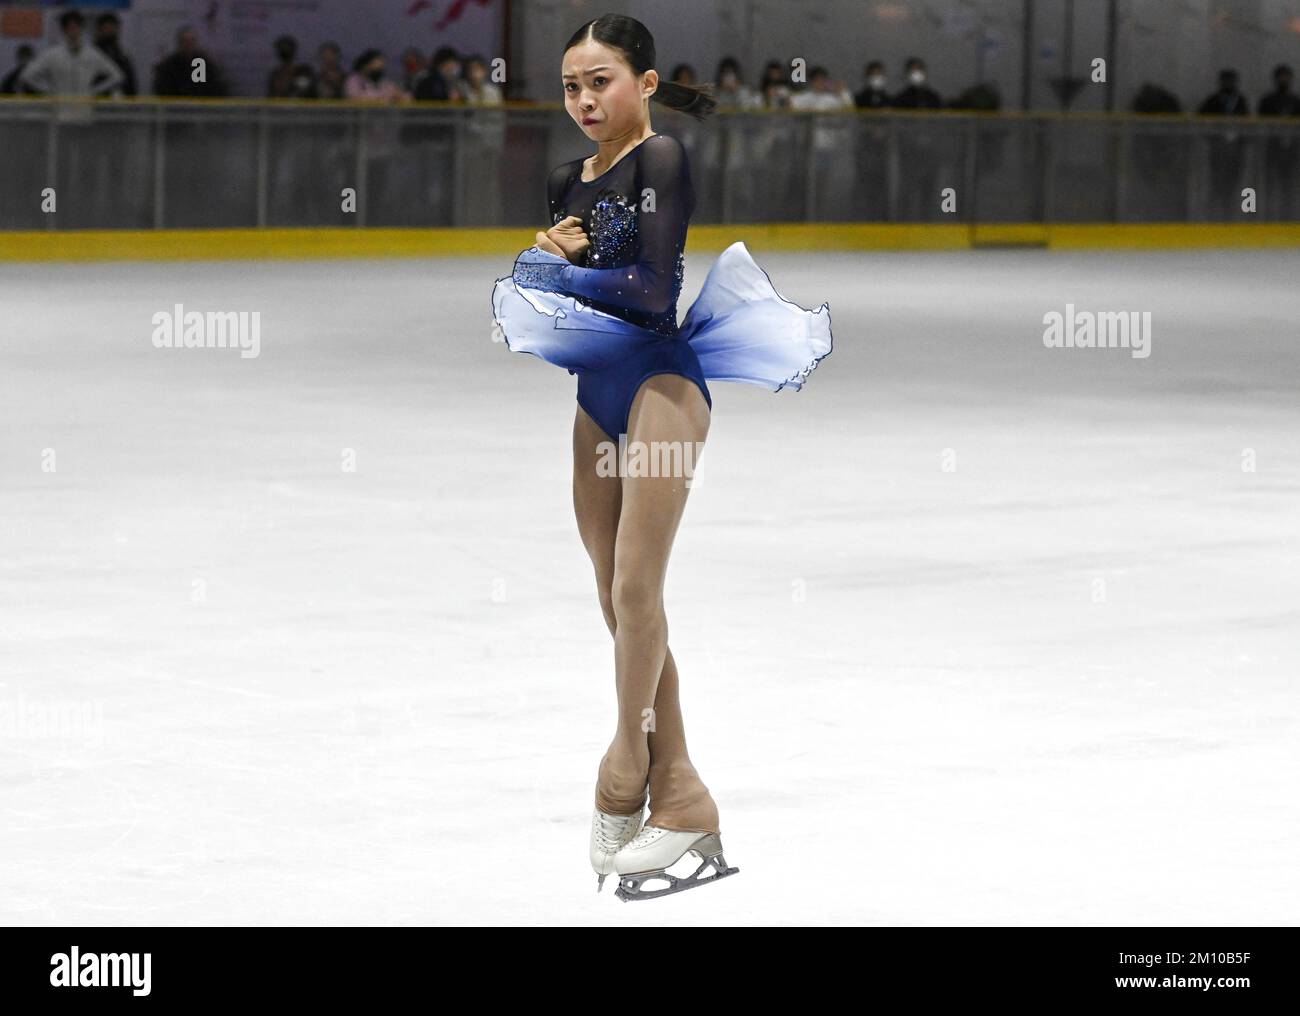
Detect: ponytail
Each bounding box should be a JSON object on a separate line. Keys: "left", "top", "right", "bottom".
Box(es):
{"left": 652, "top": 79, "right": 717, "bottom": 121}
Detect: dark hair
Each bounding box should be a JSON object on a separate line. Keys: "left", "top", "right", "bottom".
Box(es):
{"left": 95, "top": 12, "right": 120, "bottom": 29}
{"left": 432, "top": 46, "right": 460, "bottom": 68}
{"left": 563, "top": 14, "right": 716, "bottom": 121}
{"left": 353, "top": 49, "right": 382, "bottom": 73}
{"left": 59, "top": 10, "right": 84, "bottom": 29}
{"left": 1273, "top": 64, "right": 1293, "bottom": 79}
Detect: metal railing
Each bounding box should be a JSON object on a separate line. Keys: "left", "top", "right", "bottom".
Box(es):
{"left": 1, "top": 97, "right": 1297, "bottom": 230}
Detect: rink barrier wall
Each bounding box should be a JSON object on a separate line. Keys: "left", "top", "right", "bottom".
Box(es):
{"left": 2, "top": 224, "right": 1299, "bottom": 261}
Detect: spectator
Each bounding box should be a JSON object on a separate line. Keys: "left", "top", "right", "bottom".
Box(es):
{"left": 1132, "top": 81, "right": 1182, "bottom": 113}
{"left": 19, "top": 10, "right": 123, "bottom": 96}
{"left": 153, "top": 26, "right": 228, "bottom": 96}
{"left": 403, "top": 46, "right": 459, "bottom": 214}
{"left": 315, "top": 42, "right": 345, "bottom": 99}
{"left": 461, "top": 53, "right": 505, "bottom": 224}
{"left": 890, "top": 58, "right": 943, "bottom": 220}
{"left": 346, "top": 50, "right": 408, "bottom": 223}
{"left": 1, "top": 44, "right": 35, "bottom": 94}
{"left": 854, "top": 60, "right": 892, "bottom": 108}
{"left": 267, "top": 34, "right": 316, "bottom": 98}
{"left": 949, "top": 82, "right": 1001, "bottom": 110}
{"left": 1258, "top": 63, "right": 1298, "bottom": 116}
{"left": 671, "top": 64, "right": 697, "bottom": 87}
{"left": 713, "top": 56, "right": 761, "bottom": 111}
{"left": 1259, "top": 64, "right": 1299, "bottom": 219}
{"left": 400, "top": 47, "right": 428, "bottom": 95}
{"left": 791, "top": 66, "right": 855, "bottom": 216}
{"left": 346, "top": 49, "right": 409, "bottom": 102}
{"left": 1130, "top": 83, "right": 1185, "bottom": 218}
{"left": 1198, "top": 69, "right": 1249, "bottom": 218}
{"left": 751, "top": 62, "right": 796, "bottom": 217}
{"left": 700, "top": 58, "right": 762, "bottom": 219}
{"left": 462, "top": 53, "right": 501, "bottom": 106}
{"left": 892, "top": 56, "right": 942, "bottom": 108}
{"left": 852, "top": 60, "right": 892, "bottom": 219}
{"left": 789, "top": 65, "right": 853, "bottom": 111}
{"left": 413, "top": 47, "right": 464, "bottom": 101}
{"left": 758, "top": 61, "right": 792, "bottom": 108}
{"left": 93, "top": 13, "right": 136, "bottom": 96}
{"left": 1198, "top": 68, "right": 1249, "bottom": 115}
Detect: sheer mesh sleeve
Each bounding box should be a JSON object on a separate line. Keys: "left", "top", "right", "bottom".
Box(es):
{"left": 546, "top": 162, "right": 573, "bottom": 225}
{"left": 558, "top": 135, "right": 693, "bottom": 316}
{"left": 511, "top": 163, "right": 579, "bottom": 293}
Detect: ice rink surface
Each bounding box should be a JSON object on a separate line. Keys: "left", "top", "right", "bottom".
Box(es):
{"left": 1, "top": 247, "right": 1297, "bottom": 925}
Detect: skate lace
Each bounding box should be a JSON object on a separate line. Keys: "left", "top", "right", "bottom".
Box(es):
{"left": 628, "top": 825, "right": 668, "bottom": 847}
{"left": 593, "top": 809, "right": 641, "bottom": 851}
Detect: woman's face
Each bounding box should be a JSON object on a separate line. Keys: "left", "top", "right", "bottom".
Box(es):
{"left": 563, "top": 39, "right": 654, "bottom": 140}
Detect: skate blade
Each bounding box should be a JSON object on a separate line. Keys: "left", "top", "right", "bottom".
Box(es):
{"left": 614, "top": 848, "right": 739, "bottom": 902}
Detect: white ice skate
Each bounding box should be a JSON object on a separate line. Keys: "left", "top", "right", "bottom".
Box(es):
{"left": 612, "top": 826, "right": 739, "bottom": 902}
{"left": 590, "top": 806, "right": 645, "bottom": 892}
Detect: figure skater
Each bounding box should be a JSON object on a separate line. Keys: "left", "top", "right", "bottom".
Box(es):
{"left": 491, "top": 14, "right": 833, "bottom": 901}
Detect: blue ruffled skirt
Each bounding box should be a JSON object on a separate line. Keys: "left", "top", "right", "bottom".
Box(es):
{"left": 490, "top": 240, "right": 833, "bottom": 438}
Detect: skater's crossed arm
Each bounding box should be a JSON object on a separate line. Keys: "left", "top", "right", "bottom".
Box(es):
{"left": 554, "top": 135, "right": 693, "bottom": 317}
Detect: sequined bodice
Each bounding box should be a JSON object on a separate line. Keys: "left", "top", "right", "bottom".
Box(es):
{"left": 552, "top": 188, "right": 686, "bottom": 337}
{"left": 542, "top": 138, "right": 695, "bottom": 339}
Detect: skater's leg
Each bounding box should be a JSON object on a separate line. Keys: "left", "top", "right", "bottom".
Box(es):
{"left": 645, "top": 647, "right": 719, "bottom": 834}
{"left": 574, "top": 403, "right": 649, "bottom": 817}
{"left": 573, "top": 392, "right": 716, "bottom": 830}
{"left": 573, "top": 403, "right": 622, "bottom": 638}
{"left": 603, "top": 374, "right": 718, "bottom": 831}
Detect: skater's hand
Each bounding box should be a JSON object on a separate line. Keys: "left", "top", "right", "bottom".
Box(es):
{"left": 544, "top": 215, "right": 590, "bottom": 264}
{"left": 534, "top": 231, "right": 565, "bottom": 257}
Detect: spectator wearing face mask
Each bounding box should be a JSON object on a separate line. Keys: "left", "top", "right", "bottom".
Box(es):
{"left": 891, "top": 58, "right": 944, "bottom": 221}
{"left": 268, "top": 34, "right": 316, "bottom": 98}
{"left": 853, "top": 60, "right": 892, "bottom": 219}
{"left": 412, "top": 46, "right": 465, "bottom": 102}
{"left": 854, "top": 61, "right": 891, "bottom": 108}
{"left": 892, "top": 57, "right": 942, "bottom": 109}
{"left": 713, "top": 56, "right": 762, "bottom": 111}
{"left": 402, "top": 47, "right": 463, "bottom": 223}
{"left": 346, "top": 49, "right": 410, "bottom": 102}
{"left": 346, "top": 50, "right": 409, "bottom": 223}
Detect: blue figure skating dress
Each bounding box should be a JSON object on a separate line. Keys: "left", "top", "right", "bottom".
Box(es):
{"left": 491, "top": 132, "right": 833, "bottom": 441}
